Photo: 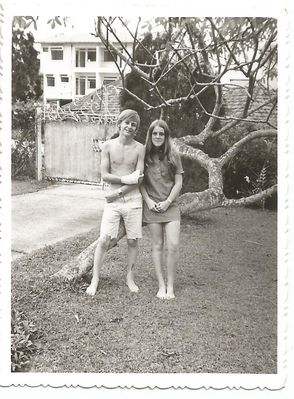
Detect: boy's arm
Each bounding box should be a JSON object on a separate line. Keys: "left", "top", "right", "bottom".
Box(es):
{"left": 105, "top": 144, "right": 145, "bottom": 203}
{"left": 100, "top": 142, "right": 122, "bottom": 184}
{"left": 136, "top": 143, "right": 145, "bottom": 177}
{"left": 101, "top": 142, "right": 144, "bottom": 185}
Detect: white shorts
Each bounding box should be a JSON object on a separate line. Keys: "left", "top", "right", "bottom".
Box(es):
{"left": 100, "top": 193, "right": 143, "bottom": 240}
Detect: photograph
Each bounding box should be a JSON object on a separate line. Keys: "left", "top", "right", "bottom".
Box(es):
{"left": 0, "top": 0, "right": 293, "bottom": 395}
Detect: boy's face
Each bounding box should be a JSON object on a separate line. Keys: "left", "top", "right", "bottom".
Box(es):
{"left": 119, "top": 117, "right": 138, "bottom": 138}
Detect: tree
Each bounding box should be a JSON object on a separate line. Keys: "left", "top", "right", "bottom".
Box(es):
{"left": 12, "top": 16, "right": 68, "bottom": 102}
{"left": 11, "top": 18, "right": 43, "bottom": 177}
{"left": 12, "top": 27, "right": 42, "bottom": 102}
{"left": 52, "top": 16, "right": 277, "bottom": 280}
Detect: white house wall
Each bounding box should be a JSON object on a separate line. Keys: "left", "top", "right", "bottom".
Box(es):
{"left": 39, "top": 39, "right": 132, "bottom": 104}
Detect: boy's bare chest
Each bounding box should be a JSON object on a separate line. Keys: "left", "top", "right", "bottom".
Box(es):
{"left": 109, "top": 144, "right": 138, "bottom": 168}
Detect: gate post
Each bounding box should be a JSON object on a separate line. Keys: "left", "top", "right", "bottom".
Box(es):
{"left": 35, "top": 106, "right": 42, "bottom": 181}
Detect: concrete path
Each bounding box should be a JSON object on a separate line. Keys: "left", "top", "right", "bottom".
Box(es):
{"left": 12, "top": 183, "right": 106, "bottom": 260}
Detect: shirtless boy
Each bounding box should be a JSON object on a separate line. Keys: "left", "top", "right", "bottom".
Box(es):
{"left": 86, "top": 109, "right": 145, "bottom": 296}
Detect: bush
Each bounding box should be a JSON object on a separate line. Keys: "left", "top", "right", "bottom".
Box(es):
{"left": 12, "top": 100, "right": 40, "bottom": 178}
{"left": 11, "top": 309, "right": 38, "bottom": 372}
{"left": 216, "top": 121, "right": 277, "bottom": 210}
{"left": 11, "top": 139, "right": 36, "bottom": 178}
{"left": 12, "top": 99, "right": 37, "bottom": 137}
{"left": 223, "top": 138, "right": 277, "bottom": 210}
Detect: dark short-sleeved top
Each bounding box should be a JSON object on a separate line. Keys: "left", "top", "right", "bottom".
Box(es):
{"left": 142, "top": 151, "right": 184, "bottom": 224}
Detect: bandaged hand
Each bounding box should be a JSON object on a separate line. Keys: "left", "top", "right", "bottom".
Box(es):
{"left": 121, "top": 170, "right": 144, "bottom": 185}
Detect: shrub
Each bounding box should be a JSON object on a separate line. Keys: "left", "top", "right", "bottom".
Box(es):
{"left": 223, "top": 138, "right": 277, "bottom": 209}
{"left": 11, "top": 139, "right": 36, "bottom": 178}
{"left": 12, "top": 100, "right": 40, "bottom": 178}
{"left": 11, "top": 309, "right": 38, "bottom": 372}
{"left": 217, "top": 121, "right": 277, "bottom": 210}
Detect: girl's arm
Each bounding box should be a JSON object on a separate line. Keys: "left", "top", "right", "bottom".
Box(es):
{"left": 140, "top": 184, "right": 159, "bottom": 212}
{"left": 157, "top": 151, "right": 184, "bottom": 212}
{"left": 156, "top": 173, "right": 183, "bottom": 212}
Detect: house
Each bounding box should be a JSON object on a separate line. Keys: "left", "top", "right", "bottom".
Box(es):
{"left": 37, "top": 32, "right": 132, "bottom": 107}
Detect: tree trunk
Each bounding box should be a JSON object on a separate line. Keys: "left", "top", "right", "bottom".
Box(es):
{"left": 51, "top": 222, "right": 126, "bottom": 281}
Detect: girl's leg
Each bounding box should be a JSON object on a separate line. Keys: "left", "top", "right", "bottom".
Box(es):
{"left": 126, "top": 238, "right": 139, "bottom": 292}
{"left": 148, "top": 223, "right": 165, "bottom": 298}
{"left": 164, "top": 220, "right": 181, "bottom": 299}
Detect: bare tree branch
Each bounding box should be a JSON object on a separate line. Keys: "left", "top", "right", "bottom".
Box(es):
{"left": 219, "top": 129, "right": 277, "bottom": 166}
{"left": 223, "top": 185, "right": 277, "bottom": 207}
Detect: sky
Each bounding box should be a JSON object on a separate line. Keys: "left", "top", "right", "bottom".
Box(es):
{"left": 29, "top": 16, "right": 144, "bottom": 42}
{"left": 29, "top": 16, "right": 99, "bottom": 40}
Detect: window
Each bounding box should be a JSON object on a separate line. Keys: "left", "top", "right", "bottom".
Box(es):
{"left": 88, "top": 77, "right": 96, "bottom": 89}
{"left": 51, "top": 47, "right": 63, "bottom": 60}
{"left": 76, "top": 76, "right": 86, "bottom": 95}
{"left": 76, "top": 76, "right": 96, "bottom": 94}
{"left": 103, "top": 49, "right": 117, "bottom": 62}
{"left": 87, "top": 49, "right": 96, "bottom": 62}
{"left": 46, "top": 75, "right": 55, "bottom": 87}
{"left": 43, "top": 47, "right": 48, "bottom": 52}
{"left": 76, "top": 49, "right": 86, "bottom": 67}
{"left": 76, "top": 48, "right": 96, "bottom": 67}
{"left": 60, "top": 75, "right": 69, "bottom": 83}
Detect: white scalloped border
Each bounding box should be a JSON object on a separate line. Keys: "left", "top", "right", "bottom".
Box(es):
{"left": 0, "top": 0, "right": 291, "bottom": 394}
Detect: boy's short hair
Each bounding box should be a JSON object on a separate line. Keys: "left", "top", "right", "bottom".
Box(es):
{"left": 117, "top": 109, "right": 140, "bottom": 130}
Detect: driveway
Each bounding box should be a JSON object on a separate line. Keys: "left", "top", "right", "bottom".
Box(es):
{"left": 12, "top": 183, "right": 106, "bottom": 260}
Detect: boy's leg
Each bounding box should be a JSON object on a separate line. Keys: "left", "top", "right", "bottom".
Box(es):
{"left": 164, "top": 220, "right": 181, "bottom": 299}
{"left": 148, "top": 223, "right": 165, "bottom": 298}
{"left": 86, "top": 235, "right": 111, "bottom": 296}
{"left": 126, "top": 238, "right": 139, "bottom": 292}
{"left": 124, "top": 204, "right": 143, "bottom": 293}
{"left": 86, "top": 204, "right": 120, "bottom": 296}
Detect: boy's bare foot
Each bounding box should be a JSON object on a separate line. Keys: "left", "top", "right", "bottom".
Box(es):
{"left": 156, "top": 286, "right": 166, "bottom": 299}
{"left": 126, "top": 278, "right": 139, "bottom": 292}
{"left": 166, "top": 287, "right": 175, "bottom": 299}
{"left": 86, "top": 280, "right": 99, "bottom": 296}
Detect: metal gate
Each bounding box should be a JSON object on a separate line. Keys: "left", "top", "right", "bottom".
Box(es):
{"left": 44, "top": 119, "right": 117, "bottom": 184}
{"left": 41, "top": 83, "right": 120, "bottom": 184}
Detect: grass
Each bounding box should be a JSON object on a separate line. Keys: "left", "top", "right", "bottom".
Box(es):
{"left": 11, "top": 207, "right": 277, "bottom": 374}
{"left": 12, "top": 178, "right": 55, "bottom": 196}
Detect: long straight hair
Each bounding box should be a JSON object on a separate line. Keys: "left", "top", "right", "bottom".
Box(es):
{"left": 145, "top": 119, "right": 176, "bottom": 167}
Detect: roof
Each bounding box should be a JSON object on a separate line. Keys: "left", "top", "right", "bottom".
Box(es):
{"left": 37, "top": 31, "right": 133, "bottom": 45}
{"left": 222, "top": 85, "right": 277, "bottom": 127}
{"left": 44, "top": 80, "right": 122, "bottom": 122}
{"left": 37, "top": 32, "right": 101, "bottom": 44}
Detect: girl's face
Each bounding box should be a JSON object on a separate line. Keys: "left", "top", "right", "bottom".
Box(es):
{"left": 151, "top": 126, "right": 165, "bottom": 147}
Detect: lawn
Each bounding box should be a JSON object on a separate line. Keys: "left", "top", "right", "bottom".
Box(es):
{"left": 11, "top": 207, "right": 277, "bottom": 374}
{"left": 12, "top": 178, "right": 55, "bottom": 196}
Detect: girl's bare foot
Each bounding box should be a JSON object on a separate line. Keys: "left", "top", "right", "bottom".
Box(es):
{"left": 156, "top": 286, "right": 166, "bottom": 299}
{"left": 86, "top": 280, "right": 99, "bottom": 296}
{"left": 166, "top": 286, "right": 175, "bottom": 299}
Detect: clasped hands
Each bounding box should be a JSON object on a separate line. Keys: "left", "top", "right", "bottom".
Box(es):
{"left": 147, "top": 199, "right": 170, "bottom": 213}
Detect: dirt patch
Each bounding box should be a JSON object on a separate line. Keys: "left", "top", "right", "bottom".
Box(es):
{"left": 11, "top": 207, "right": 277, "bottom": 373}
